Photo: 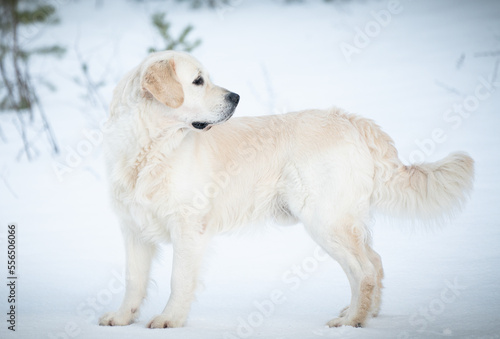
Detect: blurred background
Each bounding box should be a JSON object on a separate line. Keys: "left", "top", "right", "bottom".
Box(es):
{"left": 1, "top": 0, "right": 499, "bottom": 338}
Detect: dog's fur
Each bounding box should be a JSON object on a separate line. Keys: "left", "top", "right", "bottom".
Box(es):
{"left": 99, "top": 51, "right": 474, "bottom": 329}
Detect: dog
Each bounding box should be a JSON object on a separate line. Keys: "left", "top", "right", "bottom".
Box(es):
{"left": 99, "top": 50, "right": 474, "bottom": 329}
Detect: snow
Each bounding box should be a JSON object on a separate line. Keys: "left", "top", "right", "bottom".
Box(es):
{"left": 1, "top": 0, "right": 500, "bottom": 338}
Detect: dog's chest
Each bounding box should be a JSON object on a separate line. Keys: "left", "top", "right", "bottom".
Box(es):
{"left": 122, "top": 139, "right": 210, "bottom": 213}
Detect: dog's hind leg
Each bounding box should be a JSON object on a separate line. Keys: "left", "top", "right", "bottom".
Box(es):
{"left": 338, "top": 243, "right": 384, "bottom": 318}
{"left": 305, "top": 214, "right": 378, "bottom": 328}
{"left": 365, "top": 244, "right": 383, "bottom": 317}
{"left": 99, "top": 230, "right": 156, "bottom": 326}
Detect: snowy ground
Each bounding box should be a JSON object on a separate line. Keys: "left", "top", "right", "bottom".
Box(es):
{"left": 1, "top": 0, "right": 500, "bottom": 338}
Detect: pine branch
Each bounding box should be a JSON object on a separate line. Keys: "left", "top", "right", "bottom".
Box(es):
{"left": 29, "top": 45, "right": 66, "bottom": 58}
{"left": 17, "top": 5, "right": 56, "bottom": 25}
{"left": 149, "top": 11, "right": 201, "bottom": 53}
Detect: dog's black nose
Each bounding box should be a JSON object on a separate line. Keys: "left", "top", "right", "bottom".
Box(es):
{"left": 226, "top": 92, "right": 240, "bottom": 105}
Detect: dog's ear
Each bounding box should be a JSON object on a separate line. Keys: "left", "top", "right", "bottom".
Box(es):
{"left": 141, "top": 59, "right": 184, "bottom": 108}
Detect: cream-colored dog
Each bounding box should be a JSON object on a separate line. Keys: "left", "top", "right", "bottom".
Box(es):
{"left": 99, "top": 51, "right": 474, "bottom": 329}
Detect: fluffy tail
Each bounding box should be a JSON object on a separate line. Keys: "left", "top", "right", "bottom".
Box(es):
{"left": 348, "top": 114, "right": 474, "bottom": 221}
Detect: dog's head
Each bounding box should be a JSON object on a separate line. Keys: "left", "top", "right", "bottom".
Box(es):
{"left": 140, "top": 51, "right": 239, "bottom": 131}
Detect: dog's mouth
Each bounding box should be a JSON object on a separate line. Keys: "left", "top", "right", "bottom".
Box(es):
{"left": 191, "top": 110, "right": 236, "bottom": 131}
{"left": 192, "top": 122, "right": 210, "bottom": 130}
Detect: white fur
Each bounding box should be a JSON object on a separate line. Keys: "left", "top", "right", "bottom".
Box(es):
{"left": 99, "top": 51, "right": 474, "bottom": 329}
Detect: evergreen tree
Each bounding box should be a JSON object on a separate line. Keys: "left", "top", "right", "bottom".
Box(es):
{"left": 0, "top": 0, "right": 65, "bottom": 160}
{"left": 148, "top": 12, "right": 201, "bottom": 53}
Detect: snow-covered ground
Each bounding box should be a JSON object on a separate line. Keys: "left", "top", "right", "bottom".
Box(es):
{"left": 1, "top": 0, "right": 500, "bottom": 338}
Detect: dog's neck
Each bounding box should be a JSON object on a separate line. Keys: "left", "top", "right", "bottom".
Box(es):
{"left": 134, "top": 105, "right": 189, "bottom": 173}
{"left": 132, "top": 125, "right": 187, "bottom": 174}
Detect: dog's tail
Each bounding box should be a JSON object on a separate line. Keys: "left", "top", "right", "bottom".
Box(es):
{"left": 348, "top": 114, "right": 474, "bottom": 222}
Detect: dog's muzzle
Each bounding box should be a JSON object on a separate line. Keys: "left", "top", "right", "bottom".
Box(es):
{"left": 192, "top": 92, "right": 240, "bottom": 130}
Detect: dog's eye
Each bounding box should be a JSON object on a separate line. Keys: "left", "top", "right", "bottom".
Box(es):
{"left": 192, "top": 76, "right": 204, "bottom": 86}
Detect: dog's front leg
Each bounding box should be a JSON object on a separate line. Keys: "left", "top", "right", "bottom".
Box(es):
{"left": 148, "top": 227, "right": 210, "bottom": 328}
{"left": 99, "top": 233, "right": 156, "bottom": 326}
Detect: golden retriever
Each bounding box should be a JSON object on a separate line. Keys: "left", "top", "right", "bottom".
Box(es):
{"left": 99, "top": 51, "right": 474, "bottom": 329}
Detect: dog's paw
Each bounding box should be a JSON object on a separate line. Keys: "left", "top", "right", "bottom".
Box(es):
{"left": 339, "top": 306, "right": 349, "bottom": 317}
{"left": 370, "top": 305, "right": 381, "bottom": 317}
{"left": 327, "top": 317, "right": 363, "bottom": 328}
{"left": 99, "top": 311, "right": 134, "bottom": 326}
{"left": 340, "top": 305, "right": 379, "bottom": 318}
{"left": 147, "top": 314, "right": 183, "bottom": 329}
